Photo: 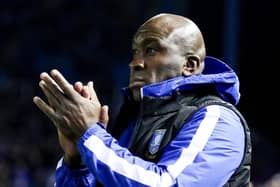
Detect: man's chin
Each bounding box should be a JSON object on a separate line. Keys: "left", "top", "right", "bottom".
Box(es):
{"left": 129, "top": 87, "right": 141, "bottom": 102}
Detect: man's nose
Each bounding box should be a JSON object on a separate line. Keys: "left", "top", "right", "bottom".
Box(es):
{"left": 129, "top": 56, "right": 145, "bottom": 70}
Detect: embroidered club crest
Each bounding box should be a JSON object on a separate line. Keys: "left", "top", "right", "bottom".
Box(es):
{"left": 148, "top": 129, "right": 167, "bottom": 155}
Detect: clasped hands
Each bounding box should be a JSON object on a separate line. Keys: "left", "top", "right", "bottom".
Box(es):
{"left": 33, "top": 69, "right": 108, "bottom": 143}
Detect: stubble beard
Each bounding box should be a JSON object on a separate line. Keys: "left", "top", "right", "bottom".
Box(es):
{"left": 131, "top": 87, "right": 141, "bottom": 102}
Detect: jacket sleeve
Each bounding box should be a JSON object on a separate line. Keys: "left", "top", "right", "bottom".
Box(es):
{"left": 55, "top": 157, "right": 96, "bottom": 187}
{"left": 77, "top": 105, "right": 245, "bottom": 187}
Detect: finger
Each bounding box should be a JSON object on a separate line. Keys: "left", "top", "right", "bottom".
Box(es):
{"left": 50, "top": 69, "right": 79, "bottom": 99}
{"left": 40, "top": 72, "right": 64, "bottom": 93}
{"left": 40, "top": 72, "right": 65, "bottom": 102}
{"left": 74, "top": 82, "right": 83, "bottom": 93}
{"left": 87, "top": 81, "right": 99, "bottom": 102}
{"left": 81, "top": 85, "right": 90, "bottom": 99}
{"left": 39, "top": 80, "right": 60, "bottom": 108}
{"left": 33, "top": 96, "right": 57, "bottom": 126}
{"left": 74, "top": 82, "right": 92, "bottom": 99}
{"left": 100, "top": 105, "right": 109, "bottom": 128}
{"left": 34, "top": 95, "right": 74, "bottom": 139}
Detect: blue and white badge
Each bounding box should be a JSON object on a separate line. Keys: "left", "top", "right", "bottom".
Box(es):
{"left": 149, "top": 129, "right": 167, "bottom": 155}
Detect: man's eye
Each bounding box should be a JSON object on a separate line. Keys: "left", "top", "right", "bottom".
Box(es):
{"left": 131, "top": 49, "right": 138, "bottom": 55}
{"left": 145, "top": 47, "right": 157, "bottom": 56}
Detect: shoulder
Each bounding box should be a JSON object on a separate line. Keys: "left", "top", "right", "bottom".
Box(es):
{"left": 178, "top": 104, "right": 245, "bottom": 149}
{"left": 188, "top": 104, "right": 243, "bottom": 130}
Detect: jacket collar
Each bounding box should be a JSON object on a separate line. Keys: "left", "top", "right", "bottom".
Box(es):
{"left": 122, "top": 56, "right": 240, "bottom": 105}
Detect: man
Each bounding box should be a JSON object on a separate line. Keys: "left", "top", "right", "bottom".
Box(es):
{"left": 33, "top": 13, "right": 251, "bottom": 186}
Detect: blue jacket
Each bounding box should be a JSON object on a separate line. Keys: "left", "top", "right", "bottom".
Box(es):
{"left": 55, "top": 56, "right": 246, "bottom": 187}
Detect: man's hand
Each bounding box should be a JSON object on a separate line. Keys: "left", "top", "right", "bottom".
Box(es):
{"left": 53, "top": 81, "right": 109, "bottom": 167}
{"left": 73, "top": 81, "right": 109, "bottom": 128}
{"left": 33, "top": 69, "right": 102, "bottom": 143}
{"left": 33, "top": 70, "right": 109, "bottom": 167}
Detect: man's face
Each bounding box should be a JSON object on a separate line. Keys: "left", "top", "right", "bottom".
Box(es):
{"left": 128, "top": 23, "right": 186, "bottom": 101}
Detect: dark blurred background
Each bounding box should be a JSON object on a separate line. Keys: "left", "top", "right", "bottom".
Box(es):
{"left": 0, "top": 0, "right": 279, "bottom": 186}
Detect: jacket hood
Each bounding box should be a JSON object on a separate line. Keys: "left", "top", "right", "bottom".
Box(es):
{"left": 123, "top": 56, "right": 240, "bottom": 105}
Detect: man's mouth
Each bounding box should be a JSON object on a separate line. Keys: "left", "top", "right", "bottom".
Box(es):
{"left": 129, "top": 78, "right": 145, "bottom": 88}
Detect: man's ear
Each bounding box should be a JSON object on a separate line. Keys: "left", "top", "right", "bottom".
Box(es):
{"left": 182, "top": 55, "right": 202, "bottom": 76}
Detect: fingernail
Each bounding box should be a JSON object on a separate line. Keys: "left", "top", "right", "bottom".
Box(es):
{"left": 39, "top": 80, "right": 44, "bottom": 88}
{"left": 33, "top": 96, "right": 38, "bottom": 103}
{"left": 40, "top": 72, "right": 47, "bottom": 79}
{"left": 103, "top": 105, "right": 108, "bottom": 111}
{"left": 51, "top": 69, "right": 58, "bottom": 76}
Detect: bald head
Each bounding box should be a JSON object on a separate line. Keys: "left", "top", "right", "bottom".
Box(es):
{"left": 134, "top": 13, "right": 206, "bottom": 64}
{"left": 129, "top": 14, "right": 206, "bottom": 101}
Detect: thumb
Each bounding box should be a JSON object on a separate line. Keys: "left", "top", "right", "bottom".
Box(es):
{"left": 99, "top": 105, "right": 109, "bottom": 128}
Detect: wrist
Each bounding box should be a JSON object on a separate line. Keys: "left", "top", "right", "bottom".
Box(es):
{"left": 64, "top": 154, "right": 85, "bottom": 169}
